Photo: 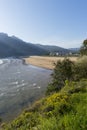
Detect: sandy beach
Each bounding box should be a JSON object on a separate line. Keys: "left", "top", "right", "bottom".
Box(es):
{"left": 25, "top": 56, "right": 77, "bottom": 70}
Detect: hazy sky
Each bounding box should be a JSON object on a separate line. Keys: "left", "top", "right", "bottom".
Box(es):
{"left": 0, "top": 0, "right": 87, "bottom": 48}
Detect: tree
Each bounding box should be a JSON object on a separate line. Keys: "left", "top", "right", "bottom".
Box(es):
{"left": 80, "top": 39, "right": 87, "bottom": 55}
{"left": 46, "top": 58, "right": 74, "bottom": 94}
{"left": 52, "top": 58, "right": 74, "bottom": 86}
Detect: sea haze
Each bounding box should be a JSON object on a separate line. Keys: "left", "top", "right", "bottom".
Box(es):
{"left": 0, "top": 58, "right": 52, "bottom": 121}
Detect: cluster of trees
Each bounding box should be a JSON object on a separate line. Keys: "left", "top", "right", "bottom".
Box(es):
{"left": 80, "top": 39, "right": 87, "bottom": 55}
{"left": 46, "top": 40, "right": 87, "bottom": 94}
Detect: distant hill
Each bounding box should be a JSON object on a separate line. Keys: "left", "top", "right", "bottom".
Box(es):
{"left": 0, "top": 33, "right": 78, "bottom": 58}
{"left": 36, "top": 44, "right": 70, "bottom": 54}
{"left": 69, "top": 48, "right": 80, "bottom": 53}
{"left": 0, "top": 33, "right": 47, "bottom": 58}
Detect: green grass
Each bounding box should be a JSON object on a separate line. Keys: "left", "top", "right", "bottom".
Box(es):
{"left": 1, "top": 79, "right": 87, "bottom": 130}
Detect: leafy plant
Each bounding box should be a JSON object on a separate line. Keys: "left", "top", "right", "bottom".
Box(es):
{"left": 80, "top": 39, "right": 87, "bottom": 55}
{"left": 46, "top": 58, "right": 74, "bottom": 94}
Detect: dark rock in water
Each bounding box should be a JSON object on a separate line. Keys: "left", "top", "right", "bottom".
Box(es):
{"left": 22, "top": 59, "right": 26, "bottom": 65}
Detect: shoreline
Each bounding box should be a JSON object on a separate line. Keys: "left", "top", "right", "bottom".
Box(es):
{"left": 28, "top": 63, "right": 53, "bottom": 70}
{"left": 24, "top": 56, "right": 78, "bottom": 70}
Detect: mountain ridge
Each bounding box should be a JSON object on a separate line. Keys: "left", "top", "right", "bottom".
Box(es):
{"left": 0, "top": 33, "right": 79, "bottom": 58}
{"left": 0, "top": 33, "right": 48, "bottom": 58}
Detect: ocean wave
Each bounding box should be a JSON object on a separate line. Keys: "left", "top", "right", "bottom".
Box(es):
{"left": 0, "top": 60, "right": 3, "bottom": 64}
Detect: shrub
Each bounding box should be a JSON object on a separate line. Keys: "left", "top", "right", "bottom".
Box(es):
{"left": 46, "top": 58, "right": 74, "bottom": 94}
{"left": 46, "top": 56, "right": 87, "bottom": 94}
{"left": 73, "top": 56, "right": 87, "bottom": 80}
{"left": 80, "top": 39, "right": 87, "bottom": 55}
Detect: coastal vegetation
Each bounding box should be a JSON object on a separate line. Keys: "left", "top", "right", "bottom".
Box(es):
{"left": 80, "top": 39, "right": 87, "bottom": 55}
{"left": 1, "top": 40, "right": 87, "bottom": 130}
{"left": 46, "top": 56, "right": 87, "bottom": 95}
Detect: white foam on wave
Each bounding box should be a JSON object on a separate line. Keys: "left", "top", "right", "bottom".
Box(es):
{"left": 33, "top": 83, "right": 37, "bottom": 87}
{"left": 0, "top": 60, "right": 3, "bottom": 65}
{"left": 0, "top": 93, "right": 4, "bottom": 96}
{"left": 37, "top": 86, "right": 41, "bottom": 89}
{"left": 16, "top": 83, "right": 27, "bottom": 88}
{"left": 10, "top": 81, "right": 18, "bottom": 85}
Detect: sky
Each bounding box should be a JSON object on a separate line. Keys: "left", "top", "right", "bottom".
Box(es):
{"left": 0, "top": 0, "right": 87, "bottom": 48}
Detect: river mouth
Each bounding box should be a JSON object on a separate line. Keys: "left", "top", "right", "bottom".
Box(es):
{"left": 0, "top": 58, "right": 52, "bottom": 122}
